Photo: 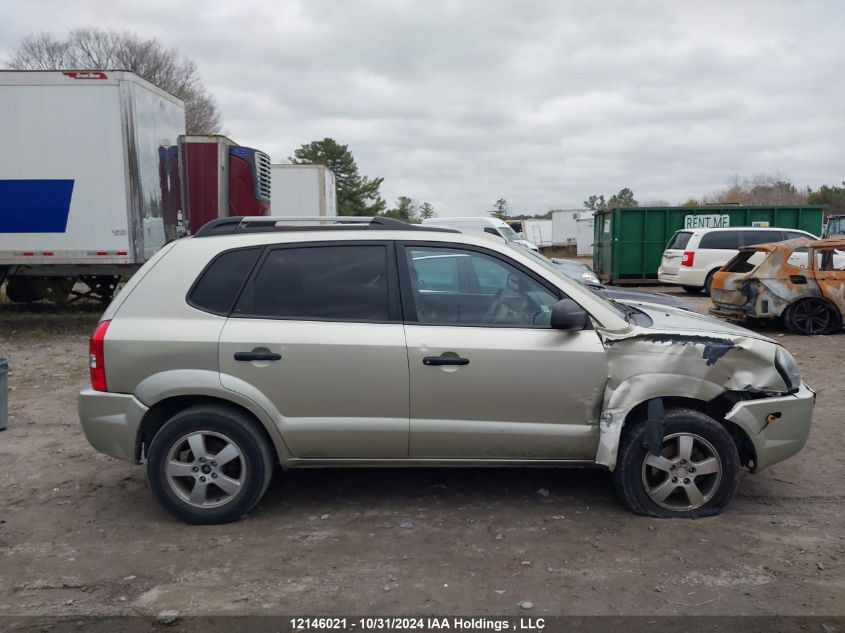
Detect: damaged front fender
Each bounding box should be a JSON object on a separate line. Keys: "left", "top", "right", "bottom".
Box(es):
{"left": 594, "top": 327, "right": 788, "bottom": 470}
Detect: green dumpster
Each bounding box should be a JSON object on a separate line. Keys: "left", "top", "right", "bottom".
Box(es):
{"left": 592, "top": 205, "right": 824, "bottom": 284}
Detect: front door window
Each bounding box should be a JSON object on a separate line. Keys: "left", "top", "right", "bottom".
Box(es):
{"left": 405, "top": 246, "right": 559, "bottom": 327}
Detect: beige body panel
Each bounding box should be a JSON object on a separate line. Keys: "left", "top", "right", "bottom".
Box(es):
{"left": 405, "top": 325, "right": 606, "bottom": 459}
{"left": 219, "top": 320, "right": 410, "bottom": 459}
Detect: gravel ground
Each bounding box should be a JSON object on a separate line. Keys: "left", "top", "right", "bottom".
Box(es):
{"left": 0, "top": 289, "right": 843, "bottom": 618}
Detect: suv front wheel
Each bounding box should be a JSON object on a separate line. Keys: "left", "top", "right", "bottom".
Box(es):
{"left": 146, "top": 405, "right": 274, "bottom": 524}
{"left": 612, "top": 408, "right": 740, "bottom": 518}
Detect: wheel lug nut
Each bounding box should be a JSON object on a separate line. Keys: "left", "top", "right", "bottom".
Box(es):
{"left": 211, "top": 473, "right": 217, "bottom": 479}
{"left": 192, "top": 467, "right": 198, "bottom": 472}
{"left": 683, "top": 478, "right": 691, "bottom": 484}
{"left": 211, "top": 462, "right": 217, "bottom": 467}
{"left": 669, "top": 465, "right": 675, "bottom": 470}
{"left": 689, "top": 467, "right": 696, "bottom": 473}
{"left": 671, "top": 476, "right": 678, "bottom": 483}
{"left": 680, "top": 459, "right": 687, "bottom": 465}
{"left": 199, "top": 476, "right": 206, "bottom": 482}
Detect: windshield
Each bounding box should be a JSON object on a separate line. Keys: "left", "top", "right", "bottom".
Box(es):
{"left": 516, "top": 247, "right": 629, "bottom": 320}
{"left": 498, "top": 225, "right": 520, "bottom": 241}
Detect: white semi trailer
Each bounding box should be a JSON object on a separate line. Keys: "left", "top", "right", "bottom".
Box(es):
{"left": 0, "top": 70, "right": 185, "bottom": 303}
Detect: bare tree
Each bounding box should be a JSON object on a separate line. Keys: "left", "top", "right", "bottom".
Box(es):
{"left": 7, "top": 29, "right": 220, "bottom": 134}
{"left": 704, "top": 174, "right": 807, "bottom": 206}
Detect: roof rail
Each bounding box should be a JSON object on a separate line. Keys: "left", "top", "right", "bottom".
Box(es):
{"left": 192, "top": 215, "right": 459, "bottom": 237}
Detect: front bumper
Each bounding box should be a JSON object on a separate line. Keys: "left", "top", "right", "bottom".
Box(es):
{"left": 724, "top": 382, "right": 815, "bottom": 472}
{"left": 78, "top": 388, "right": 148, "bottom": 463}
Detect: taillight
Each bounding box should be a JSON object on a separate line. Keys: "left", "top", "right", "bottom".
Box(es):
{"left": 89, "top": 320, "right": 111, "bottom": 392}
{"left": 681, "top": 251, "right": 695, "bottom": 267}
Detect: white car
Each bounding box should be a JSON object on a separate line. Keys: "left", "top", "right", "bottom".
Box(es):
{"left": 421, "top": 216, "right": 540, "bottom": 252}
{"left": 658, "top": 227, "right": 819, "bottom": 295}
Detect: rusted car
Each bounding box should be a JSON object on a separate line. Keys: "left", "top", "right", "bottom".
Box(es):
{"left": 711, "top": 238, "right": 845, "bottom": 335}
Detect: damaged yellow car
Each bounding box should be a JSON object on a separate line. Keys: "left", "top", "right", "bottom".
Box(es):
{"left": 711, "top": 238, "right": 845, "bottom": 335}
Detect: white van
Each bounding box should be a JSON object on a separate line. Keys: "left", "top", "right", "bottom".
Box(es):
{"left": 421, "top": 217, "right": 540, "bottom": 252}
{"left": 658, "top": 227, "right": 818, "bottom": 295}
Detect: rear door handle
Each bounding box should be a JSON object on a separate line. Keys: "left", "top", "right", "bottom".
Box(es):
{"left": 423, "top": 356, "right": 470, "bottom": 366}
{"left": 234, "top": 352, "right": 282, "bottom": 361}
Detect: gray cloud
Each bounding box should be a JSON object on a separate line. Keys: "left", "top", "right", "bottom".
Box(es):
{"left": 2, "top": 0, "right": 843, "bottom": 215}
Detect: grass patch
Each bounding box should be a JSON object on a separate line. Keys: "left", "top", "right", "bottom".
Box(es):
{"left": 0, "top": 304, "right": 101, "bottom": 337}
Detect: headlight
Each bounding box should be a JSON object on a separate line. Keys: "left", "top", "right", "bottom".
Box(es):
{"left": 581, "top": 271, "right": 600, "bottom": 284}
{"left": 775, "top": 347, "right": 801, "bottom": 393}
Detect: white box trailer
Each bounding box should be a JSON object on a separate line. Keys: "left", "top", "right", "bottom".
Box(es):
{"left": 576, "top": 216, "right": 595, "bottom": 256}
{"left": 551, "top": 209, "right": 585, "bottom": 246}
{"left": 0, "top": 70, "right": 185, "bottom": 302}
{"left": 520, "top": 219, "right": 553, "bottom": 247}
{"left": 270, "top": 164, "right": 337, "bottom": 216}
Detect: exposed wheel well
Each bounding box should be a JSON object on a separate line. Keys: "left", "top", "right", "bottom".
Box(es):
{"left": 135, "top": 395, "right": 278, "bottom": 465}
{"left": 623, "top": 395, "right": 758, "bottom": 470}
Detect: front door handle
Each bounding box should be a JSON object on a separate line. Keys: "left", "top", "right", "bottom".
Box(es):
{"left": 234, "top": 352, "right": 282, "bottom": 361}
{"left": 423, "top": 356, "right": 470, "bottom": 366}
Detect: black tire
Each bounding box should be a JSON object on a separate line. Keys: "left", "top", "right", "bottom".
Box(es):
{"left": 703, "top": 270, "right": 716, "bottom": 297}
{"left": 680, "top": 285, "right": 703, "bottom": 295}
{"left": 612, "top": 408, "right": 740, "bottom": 518}
{"left": 783, "top": 298, "right": 842, "bottom": 335}
{"left": 147, "top": 405, "right": 274, "bottom": 525}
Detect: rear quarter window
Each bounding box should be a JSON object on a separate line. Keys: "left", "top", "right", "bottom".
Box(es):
{"left": 188, "top": 247, "right": 262, "bottom": 315}
{"left": 722, "top": 251, "right": 760, "bottom": 273}
{"left": 698, "top": 231, "right": 740, "bottom": 250}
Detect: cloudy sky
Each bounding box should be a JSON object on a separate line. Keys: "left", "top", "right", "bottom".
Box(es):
{"left": 2, "top": 1, "right": 843, "bottom": 216}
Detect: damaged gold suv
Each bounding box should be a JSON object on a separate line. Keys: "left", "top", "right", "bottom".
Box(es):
{"left": 712, "top": 238, "right": 845, "bottom": 335}
{"left": 78, "top": 216, "right": 814, "bottom": 524}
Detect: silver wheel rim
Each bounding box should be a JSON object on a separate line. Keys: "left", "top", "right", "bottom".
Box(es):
{"left": 640, "top": 432, "right": 722, "bottom": 511}
{"left": 164, "top": 431, "right": 246, "bottom": 508}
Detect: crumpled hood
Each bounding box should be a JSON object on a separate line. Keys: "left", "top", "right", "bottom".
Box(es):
{"left": 634, "top": 304, "right": 775, "bottom": 344}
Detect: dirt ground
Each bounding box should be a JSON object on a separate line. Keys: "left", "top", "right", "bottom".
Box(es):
{"left": 0, "top": 290, "right": 843, "bottom": 619}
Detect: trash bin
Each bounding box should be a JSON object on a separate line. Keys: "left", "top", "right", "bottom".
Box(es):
{"left": 0, "top": 358, "right": 8, "bottom": 431}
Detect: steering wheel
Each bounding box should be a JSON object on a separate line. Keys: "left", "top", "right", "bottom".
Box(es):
{"left": 482, "top": 288, "right": 508, "bottom": 324}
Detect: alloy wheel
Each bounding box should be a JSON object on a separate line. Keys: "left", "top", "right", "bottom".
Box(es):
{"left": 164, "top": 431, "right": 246, "bottom": 508}
{"left": 641, "top": 432, "right": 722, "bottom": 511}
{"left": 789, "top": 299, "right": 833, "bottom": 335}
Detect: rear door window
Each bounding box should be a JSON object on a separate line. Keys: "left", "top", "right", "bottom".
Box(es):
{"left": 234, "top": 244, "right": 392, "bottom": 322}
{"left": 741, "top": 230, "right": 785, "bottom": 246}
{"left": 666, "top": 232, "right": 692, "bottom": 249}
{"left": 698, "top": 231, "right": 740, "bottom": 250}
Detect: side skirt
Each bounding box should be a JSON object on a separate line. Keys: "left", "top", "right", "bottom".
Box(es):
{"left": 281, "top": 458, "right": 600, "bottom": 469}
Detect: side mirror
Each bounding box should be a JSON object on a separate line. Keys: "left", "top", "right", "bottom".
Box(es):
{"left": 550, "top": 299, "right": 588, "bottom": 330}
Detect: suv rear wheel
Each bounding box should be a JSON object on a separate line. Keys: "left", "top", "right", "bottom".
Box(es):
{"left": 147, "top": 405, "right": 274, "bottom": 524}
{"left": 612, "top": 408, "right": 740, "bottom": 518}
{"left": 783, "top": 298, "right": 842, "bottom": 335}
